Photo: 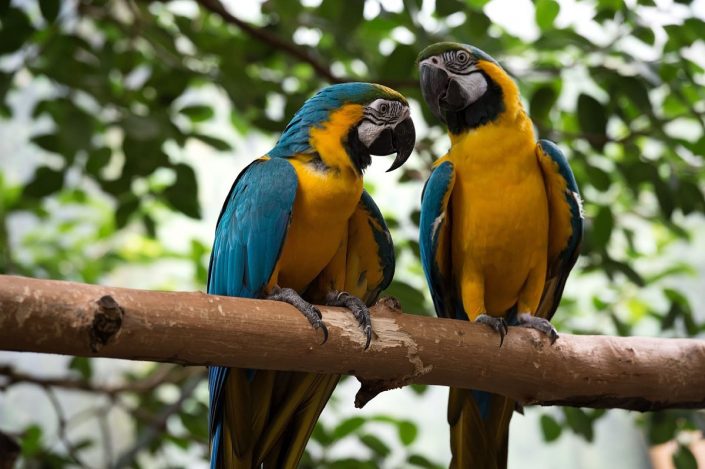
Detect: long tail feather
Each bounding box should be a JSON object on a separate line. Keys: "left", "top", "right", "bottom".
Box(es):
{"left": 448, "top": 388, "right": 514, "bottom": 469}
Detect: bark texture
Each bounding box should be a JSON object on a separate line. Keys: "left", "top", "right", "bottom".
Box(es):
{"left": 1, "top": 275, "right": 704, "bottom": 411}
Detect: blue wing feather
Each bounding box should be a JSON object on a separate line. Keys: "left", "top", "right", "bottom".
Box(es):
{"left": 359, "top": 190, "right": 395, "bottom": 295}
{"left": 536, "top": 139, "right": 583, "bottom": 320}
{"left": 207, "top": 157, "right": 298, "bottom": 466}
{"left": 419, "top": 161, "right": 457, "bottom": 319}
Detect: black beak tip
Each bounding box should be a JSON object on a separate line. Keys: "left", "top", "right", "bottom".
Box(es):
{"left": 385, "top": 117, "right": 415, "bottom": 172}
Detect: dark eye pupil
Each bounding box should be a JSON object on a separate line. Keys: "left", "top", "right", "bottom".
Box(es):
{"left": 380, "top": 104, "right": 388, "bottom": 113}
{"left": 458, "top": 53, "right": 467, "bottom": 61}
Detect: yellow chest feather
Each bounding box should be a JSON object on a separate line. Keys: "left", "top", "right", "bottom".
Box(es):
{"left": 273, "top": 105, "right": 366, "bottom": 293}
{"left": 444, "top": 121, "right": 549, "bottom": 314}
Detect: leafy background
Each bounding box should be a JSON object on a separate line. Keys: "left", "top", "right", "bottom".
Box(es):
{"left": 1, "top": 0, "right": 705, "bottom": 467}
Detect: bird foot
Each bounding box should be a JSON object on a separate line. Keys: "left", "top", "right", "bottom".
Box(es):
{"left": 476, "top": 314, "right": 508, "bottom": 347}
{"left": 326, "top": 290, "right": 372, "bottom": 349}
{"left": 517, "top": 313, "right": 559, "bottom": 344}
{"left": 267, "top": 286, "right": 328, "bottom": 344}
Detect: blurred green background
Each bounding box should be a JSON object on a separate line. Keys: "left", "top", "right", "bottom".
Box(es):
{"left": 1, "top": 0, "right": 704, "bottom": 467}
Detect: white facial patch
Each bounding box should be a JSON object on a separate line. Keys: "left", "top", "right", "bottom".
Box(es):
{"left": 358, "top": 99, "right": 410, "bottom": 147}
{"left": 453, "top": 72, "right": 488, "bottom": 106}
{"left": 358, "top": 119, "right": 383, "bottom": 147}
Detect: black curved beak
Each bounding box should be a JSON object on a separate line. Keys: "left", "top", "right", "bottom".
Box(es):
{"left": 367, "top": 117, "right": 415, "bottom": 172}
{"left": 420, "top": 64, "right": 449, "bottom": 123}
{"left": 420, "top": 64, "right": 473, "bottom": 124}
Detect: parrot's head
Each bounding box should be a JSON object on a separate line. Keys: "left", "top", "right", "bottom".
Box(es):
{"left": 271, "top": 82, "right": 415, "bottom": 173}
{"left": 417, "top": 43, "right": 520, "bottom": 135}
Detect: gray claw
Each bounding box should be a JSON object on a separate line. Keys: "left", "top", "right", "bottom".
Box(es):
{"left": 326, "top": 291, "right": 372, "bottom": 349}
{"left": 517, "top": 313, "right": 559, "bottom": 344}
{"left": 476, "top": 314, "right": 508, "bottom": 347}
{"left": 266, "top": 287, "right": 329, "bottom": 344}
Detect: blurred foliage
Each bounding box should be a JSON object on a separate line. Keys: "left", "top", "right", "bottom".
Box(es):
{"left": 1, "top": 0, "right": 705, "bottom": 467}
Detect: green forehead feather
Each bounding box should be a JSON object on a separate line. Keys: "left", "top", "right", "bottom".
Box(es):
{"left": 372, "top": 83, "right": 408, "bottom": 104}
{"left": 416, "top": 42, "right": 499, "bottom": 66}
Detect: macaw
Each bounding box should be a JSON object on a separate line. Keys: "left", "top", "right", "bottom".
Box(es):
{"left": 416, "top": 43, "right": 583, "bottom": 468}
{"left": 207, "top": 82, "right": 415, "bottom": 468}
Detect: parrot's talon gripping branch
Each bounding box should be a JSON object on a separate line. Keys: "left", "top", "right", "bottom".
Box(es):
{"left": 476, "top": 314, "right": 508, "bottom": 347}
{"left": 267, "top": 287, "right": 329, "bottom": 344}
{"left": 326, "top": 290, "right": 373, "bottom": 350}
{"left": 517, "top": 313, "right": 559, "bottom": 344}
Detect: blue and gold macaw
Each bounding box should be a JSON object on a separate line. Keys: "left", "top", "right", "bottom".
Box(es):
{"left": 417, "top": 43, "right": 583, "bottom": 468}
{"left": 207, "top": 82, "right": 415, "bottom": 468}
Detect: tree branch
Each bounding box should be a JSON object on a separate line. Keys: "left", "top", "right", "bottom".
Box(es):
{"left": 188, "top": 0, "right": 419, "bottom": 90}
{"left": 113, "top": 373, "right": 203, "bottom": 468}
{"left": 193, "top": 0, "right": 344, "bottom": 84}
{"left": 1, "top": 274, "right": 704, "bottom": 411}
{"left": 0, "top": 363, "right": 197, "bottom": 396}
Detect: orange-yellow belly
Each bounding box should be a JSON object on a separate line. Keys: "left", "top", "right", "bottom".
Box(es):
{"left": 451, "top": 148, "right": 549, "bottom": 316}
{"left": 274, "top": 160, "right": 363, "bottom": 293}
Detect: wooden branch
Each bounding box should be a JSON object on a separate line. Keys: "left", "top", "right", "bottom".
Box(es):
{"left": 1, "top": 275, "right": 704, "bottom": 411}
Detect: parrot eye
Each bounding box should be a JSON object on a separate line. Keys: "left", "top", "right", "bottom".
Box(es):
{"left": 380, "top": 103, "right": 389, "bottom": 114}
{"left": 456, "top": 51, "right": 469, "bottom": 64}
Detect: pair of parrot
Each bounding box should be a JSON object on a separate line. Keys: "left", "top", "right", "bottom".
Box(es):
{"left": 207, "top": 43, "right": 583, "bottom": 469}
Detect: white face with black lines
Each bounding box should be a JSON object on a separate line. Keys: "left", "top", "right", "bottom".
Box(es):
{"left": 420, "top": 49, "right": 489, "bottom": 107}
{"left": 357, "top": 99, "right": 411, "bottom": 148}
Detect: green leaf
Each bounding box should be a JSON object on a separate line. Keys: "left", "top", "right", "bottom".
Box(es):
{"left": 163, "top": 164, "right": 201, "bottom": 218}
{"left": 540, "top": 414, "right": 562, "bottom": 442}
{"left": 20, "top": 425, "right": 43, "bottom": 457}
{"left": 397, "top": 420, "right": 418, "bottom": 446}
{"left": 39, "top": 0, "right": 61, "bottom": 23}
{"left": 68, "top": 356, "right": 93, "bottom": 380}
{"left": 332, "top": 416, "right": 366, "bottom": 439}
{"left": 0, "top": 8, "right": 33, "bottom": 55}
{"left": 648, "top": 412, "right": 678, "bottom": 445}
{"left": 190, "top": 133, "right": 232, "bottom": 151}
{"left": 86, "top": 148, "right": 112, "bottom": 177}
{"left": 562, "top": 407, "right": 594, "bottom": 442}
{"left": 23, "top": 166, "right": 64, "bottom": 199}
{"left": 530, "top": 85, "right": 558, "bottom": 124}
{"left": 673, "top": 444, "right": 698, "bottom": 469}
{"left": 577, "top": 94, "right": 608, "bottom": 150}
{"left": 31, "top": 133, "right": 61, "bottom": 154}
{"left": 179, "top": 105, "right": 214, "bottom": 123}
{"left": 312, "top": 422, "right": 334, "bottom": 447}
{"left": 436, "top": 0, "right": 464, "bottom": 16}
{"left": 465, "top": 0, "right": 491, "bottom": 8}
{"left": 381, "top": 45, "right": 417, "bottom": 81}
{"left": 618, "top": 76, "right": 651, "bottom": 112}
{"left": 633, "top": 27, "right": 656, "bottom": 45}
{"left": 535, "top": 0, "right": 560, "bottom": 31}
{"left": 115, "top": 196, "right": 140, "bottom": 229}
{"left": 180, "top": 412, "right": 208, "bottom": 439}
{"left": 408, "top": 453, "right": 441, "bottom": 468}
{"left": 585, "top": 164, "right": 612, "bottom": 192}
{"left": 359, "top": 433, "right": 391, "bottom": 458}
{"left": 591, "top": 206, "right": 613, "bottom": 248}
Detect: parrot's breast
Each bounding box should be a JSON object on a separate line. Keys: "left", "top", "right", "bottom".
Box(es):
{"left": 450, "top": 132, "right": 549, "bottom": 316}
{"left": 274, "top": 159, "right": 363, "bottom": 293}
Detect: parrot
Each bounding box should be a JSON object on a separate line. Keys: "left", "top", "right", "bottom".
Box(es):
{"left": 207, "top": 82, "right": 415, "bottom": 468}
{"left": 416, "top": 43, "right": 583, "bottom": 468}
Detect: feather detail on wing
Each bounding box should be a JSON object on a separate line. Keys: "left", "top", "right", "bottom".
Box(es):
{"left": 207, "top": 157, "right": 298, "bottom": 468}
{"left": 419, "top": 161, "right": 458, "bottom": 319}
{"left": 535, "top": 139, "right": 583, "bottom": 320}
